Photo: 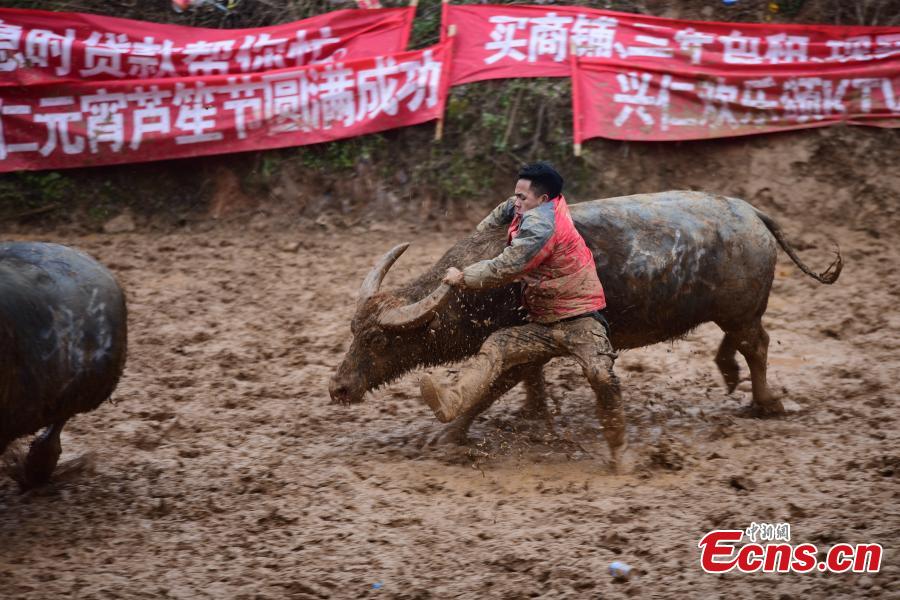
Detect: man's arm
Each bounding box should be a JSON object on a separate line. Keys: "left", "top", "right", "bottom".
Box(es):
{"left": 462, "top": 205, "right": 555, "bottom": 289}
{"left": 475, "top": 196, "right": 516, "bottom": 232}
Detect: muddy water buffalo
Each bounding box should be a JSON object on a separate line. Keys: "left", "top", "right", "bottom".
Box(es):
{"left": 330, "top": 191, "right": 841, "bottom": 446}
{"left": 0, "top": 242, "right": 127, "bottom": 488}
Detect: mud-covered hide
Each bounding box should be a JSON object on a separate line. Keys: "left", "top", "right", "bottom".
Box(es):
{"left": 0, "top": 242, "right": 127, "bottom": 453}
{"left": 331, "top": 192, "right": 804, "bottom": 403}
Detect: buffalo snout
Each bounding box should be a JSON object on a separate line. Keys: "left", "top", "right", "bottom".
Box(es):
{"left": 328, "top": 375, "right": 364, "bottom": 405}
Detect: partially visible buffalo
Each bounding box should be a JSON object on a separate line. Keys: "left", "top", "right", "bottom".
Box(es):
{"left": 330, "top": 191, "right": 841, "bottom": 447}
{"left": 0, "top": 242, "right": 127, "bottom": 488}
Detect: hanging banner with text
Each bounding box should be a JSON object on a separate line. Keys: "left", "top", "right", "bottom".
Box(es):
{"left": 0, "top": 41, "right": 452, "bottom": 172}
{"left": 0, "top": 7, "right": 415, "bottom": 87}
{"left": 442, "top": 4, "right": 900, "bottom": 85}
{"left": 572, "top": 56, "right": 900, "bottom": 142}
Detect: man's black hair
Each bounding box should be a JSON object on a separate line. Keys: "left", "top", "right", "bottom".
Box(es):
{"left": 517, "top": 161, "right": 563, "bottom": 199}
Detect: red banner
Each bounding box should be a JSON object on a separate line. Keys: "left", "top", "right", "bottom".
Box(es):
{"left": 443, "top": 4, "right": 900, "bottom": 85}
{"left": 573, "top": 56, "right": 900, "bottom": 142}
{"left": 0, "top": 7, "right": 415, "bottom": 87}
{"left": 0, "top": 41, "right": 452, "bottom": 172}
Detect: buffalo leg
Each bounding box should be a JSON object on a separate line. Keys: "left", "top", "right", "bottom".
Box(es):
{"left": 23, "top": 420, "right": 66, "bottom": 488}
{"left": 715, "top": 331, "right": 741, "bottom": 393}
{"left": 516, "top": 362, "right": 551, "bottom": 419}
{"left": 732, "top": 319, "right": 785, "bottom": 416}
{"left": 429, "top": 364, "right": 535, "bottom": 446}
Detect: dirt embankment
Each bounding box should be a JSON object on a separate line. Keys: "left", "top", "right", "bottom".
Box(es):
{"left": 1, "top": 0, "right": 898, "bottom": 229}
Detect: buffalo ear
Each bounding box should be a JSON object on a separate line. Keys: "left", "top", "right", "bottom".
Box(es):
{"left": 377, "top": 283, "right": 452, "bottom": 331}
{"left": 426, "top": 312, "right": 442, "bottom": 331}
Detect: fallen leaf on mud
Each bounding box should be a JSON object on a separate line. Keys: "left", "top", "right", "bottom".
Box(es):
{"left": 146, "top": 498, "right": 172, "bottom": 518}
{"left": 865, "top": 455, "right": 898, "bottom": 478}
{"left": 257, "top": 507, "right": 299, "bottom": 526}
{"left": 729, "top": 476, "right": 757, "bottom": 491}
{"left": 274, "top": 580, "right": 328, "bottom": 598}
{"left": 488, "top": 554, "right": 538, "bottom": 573}
{"left": 279, "top": 241, "right": 302, "bottom": 253}
{"left": 597, "top": 531, "right": 629, "bottom": 554}
{"left": 707, "top": 511, "right": 735, "bottom": 528}
{"left": 383, "top": 517, "right": 422, "bottom": 528}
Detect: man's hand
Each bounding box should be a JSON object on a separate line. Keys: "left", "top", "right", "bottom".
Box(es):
{"left": 442, "top": 267, "right": 465, "bottom": 287}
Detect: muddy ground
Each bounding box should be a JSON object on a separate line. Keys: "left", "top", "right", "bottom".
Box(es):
{"left": 0, "top": 193, "right": 897, "bottom": 599}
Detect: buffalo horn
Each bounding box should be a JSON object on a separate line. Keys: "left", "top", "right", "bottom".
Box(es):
{"left": 357, "top": 243, "right": 411, "bottom": 308}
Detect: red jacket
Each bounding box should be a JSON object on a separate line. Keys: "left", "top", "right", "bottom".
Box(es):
{"left": 463, "top": 195, "right": 606, "bottom": 323}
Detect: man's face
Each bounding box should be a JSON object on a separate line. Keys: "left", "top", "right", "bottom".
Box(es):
{"left": 513, "top": 179, "right": 548, "bottom": 216}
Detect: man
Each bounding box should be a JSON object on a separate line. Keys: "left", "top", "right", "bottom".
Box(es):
{"left": 419, "top": 162, "right": 626, "bottom": 467}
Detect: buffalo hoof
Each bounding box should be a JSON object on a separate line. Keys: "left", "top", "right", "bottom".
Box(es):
{"left": 606, "top": 443, "right": 631, "bottom": 475}
{"left": 513, "top": 403, "right": 551, "bottom": 421}
{"left": 719, "top": 364, "right": 741, "bottom": 395}
{"left": 22, "top": 439, "right": 62, "bottom": 490}
{"left": 1, "top": 444, "right": 29, "bottom": 489}
{"left": 747, "top": 399, "right": 787, "bottom": 418}
{"left": 425, "top": 424, "right": 470, "bottom": 447}
{"left": 2, "top": 438, "right": 60, "bottom": 491}
{"left": 723, "top": 375, "right": 741, "bottom": 395}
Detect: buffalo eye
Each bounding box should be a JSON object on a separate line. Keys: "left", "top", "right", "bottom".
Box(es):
{"left": 369, "top": 332, "right": 388, "bottom": 349}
